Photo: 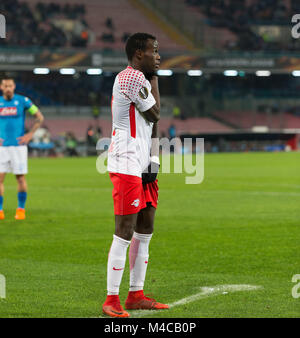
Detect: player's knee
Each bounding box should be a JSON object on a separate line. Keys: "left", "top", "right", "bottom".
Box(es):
{"left": 15, "top": 176, "right": 27, "bottom": 191}
{"left": 16, "top": 175, "right": 26, "bottom": 184}
{"left": 115, "top": 227, "right": 134, "bottom": 241}
{"left": 136, "top": 222, "right": 154, "bottom": 234}
{"left": 115, "top": 219, "right": 135, "bottom": 241}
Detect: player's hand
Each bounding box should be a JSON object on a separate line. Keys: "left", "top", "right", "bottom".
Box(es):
{"left": 142, "top": 158, "right": 160, "bottom": 184}
{"left": 17, "top": 132, "right": 33, "bottom": 145}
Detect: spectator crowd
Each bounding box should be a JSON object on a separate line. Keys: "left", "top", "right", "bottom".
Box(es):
{"left": 0, "top": 0, "right": 91, "bottom": 48}
{"left": 185, "top": 0, "right": 300, "bottom": 51}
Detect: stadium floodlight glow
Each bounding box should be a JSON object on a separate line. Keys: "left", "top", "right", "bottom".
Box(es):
{"left": 292, "top": 70, "right": 300, "bottom": 77}
{"left": 33, "top": 68, "right": 50, "bottom": 75}
{"left": 187, "top": 70, "right": 202, "bottom": 76}
{"left": 59, "top": 68, "right": 76, "bottom": 75}
{"left": 157, "top": 69, "right": 173, "bottom": 76}
{"left": 86, "top": 68, "right": 102, "bottom": 75}
{"left": 252, "top": 126, "right": 269, "bottom": 133}
{"left": 224, "top": 70, "right": 238, "bottom": 76}
{"left": 255, "top": 70, "right": 271, "bottom": 77}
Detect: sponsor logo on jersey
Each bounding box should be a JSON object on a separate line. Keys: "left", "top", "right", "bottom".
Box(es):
{"left": 131, "top": 199, "right": 140, "bottom": 207}
{"left": 0, "top": 107, "right": 17, "bottom": 116}
{"left": 139, "top": 86, "right": 148, "bottom": 100}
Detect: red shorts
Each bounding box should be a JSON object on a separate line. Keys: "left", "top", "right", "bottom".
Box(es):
{"left": 109, "top": 172, "right": 159, "bottom": 215}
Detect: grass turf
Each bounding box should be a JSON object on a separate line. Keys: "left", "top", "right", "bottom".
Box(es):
{"left": 0, "top": 152, "right": 299, "bottom": 318}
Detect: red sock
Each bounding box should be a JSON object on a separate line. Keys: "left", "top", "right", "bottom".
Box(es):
{"left": 104, "top": 294, "right": 120, "bottom": 304}
{"left": 127, "top": 290, "right": 144, "bottom": 300}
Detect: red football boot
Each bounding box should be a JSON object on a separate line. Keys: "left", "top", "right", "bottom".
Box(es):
{"left": 125, "top": 290, "right": 169, "bottom": 310}
{"left": 102, "top": 295, "right": 130, "bottom": 318}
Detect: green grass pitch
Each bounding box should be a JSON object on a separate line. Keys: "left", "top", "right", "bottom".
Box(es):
{"left": 0, "top": 152, "right": 299, "bottom": 318}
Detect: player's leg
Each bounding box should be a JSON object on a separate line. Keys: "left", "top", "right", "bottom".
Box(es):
{"left": 16, "top": 174, "right": 27, "bottom": 206}
{"left": 125, "top": 183, "right": 168, "bottom": 310}
{"left": 103, "top": 173, "right": 143, "bottom": 317}
{"left": 10, "top": 145, "right": 28, "bottom": 220}
{"left": 0, "top": 146, "right": 10, "bottom": 219}
{"left": 0, "top": 173, "right": 5, "bottom": 219}
{"left": 107, "top": 213, "right": 138, "bottom": 295}
{"left": 115, "top": 213, "right": 138, "bottom": 240}
{"left": 128, "top": 204, "right": 155, "bottom": 292}
{"left": 15, "top": 174, "right": 27, "bottom": 220}
{"left": 103, "top": 213, "right": 138, "bottom": 318}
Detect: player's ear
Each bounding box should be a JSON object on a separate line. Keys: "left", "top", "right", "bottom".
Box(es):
{"left": 136, "top": 49, "right": 143, "bottom": 61}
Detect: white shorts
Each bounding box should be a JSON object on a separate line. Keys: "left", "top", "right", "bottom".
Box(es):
{"left": 0, "top": 146, "right": 28, "bottom": 175}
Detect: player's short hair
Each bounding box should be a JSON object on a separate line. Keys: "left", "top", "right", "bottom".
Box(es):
{"left": 1, "top": 75, "right": 15, "bottom": 83}
{"left": 125, "top": 33, "right": 156, "bottom": 61}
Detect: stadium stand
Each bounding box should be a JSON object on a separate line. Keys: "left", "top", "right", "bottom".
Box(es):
{"left": 213, "top": 111, "right": 300, "bottom": 130}
{"left": 171, "top": 0, "right": 239, "bottom": 50}
{"left": 2, "top": 0, "right": 187, "bottom": 51}
{"left": 1, "top": 0, "right": 299, "bottom": 154}
{"left": 174, "top": 0, "right": 300, "bottom": 51}
{"left": 1, "top": 0, "right": 84, "bottom": 47}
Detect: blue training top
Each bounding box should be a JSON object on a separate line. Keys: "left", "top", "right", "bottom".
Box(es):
{"left": 0, "top": 94, "right": 38, "bottom": 147}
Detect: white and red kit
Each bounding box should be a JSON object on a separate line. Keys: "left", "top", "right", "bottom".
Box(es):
{"left": 107, "top": 66, "right": 159, "bottom": 215}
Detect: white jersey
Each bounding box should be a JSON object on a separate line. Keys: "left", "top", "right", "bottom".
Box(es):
{"left": 107, "top": 66, "right": 156, "bottom": 177}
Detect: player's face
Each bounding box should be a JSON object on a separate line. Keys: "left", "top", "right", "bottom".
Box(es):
{"left": 141, "top": 39, "right": 160, "bottom": 75}
{"left": 1, "top": 80, "right": 16, "bottom": 100}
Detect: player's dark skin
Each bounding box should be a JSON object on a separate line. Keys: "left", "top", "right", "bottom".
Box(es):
{"left": 115, "top": 38, "right": 161, "bottom": 241}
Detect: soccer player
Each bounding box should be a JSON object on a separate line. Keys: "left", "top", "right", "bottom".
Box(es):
{"left": 0, "top": 76, "right": 44, "bottom": 220}
{"left": 102, "top": 33, "right": 169, "bottom": 318}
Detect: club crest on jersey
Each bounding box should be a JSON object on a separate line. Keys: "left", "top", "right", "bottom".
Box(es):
{"left": 131, "top": 199, "right": 140, "bottom": 207}
{"left": 0, "top": 107, "right": 17, "bottom": 116}
{"left": 139, "top": 87, "right": 148, "bottom": 100}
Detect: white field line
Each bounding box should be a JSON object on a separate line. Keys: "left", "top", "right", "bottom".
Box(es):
{"left": 201, "top": 190, "right": 300, "bottom": 197}
{"left": 98, "top": 284, "right": 262, "bottom": 318}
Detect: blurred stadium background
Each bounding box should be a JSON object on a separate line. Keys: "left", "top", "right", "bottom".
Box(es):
{"left": 1, "top": 0, "right": 300, "bottom": 155}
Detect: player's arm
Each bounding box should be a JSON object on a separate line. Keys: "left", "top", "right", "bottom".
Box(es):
{"left": 28, "top": 109, "right": 45, "bottom": 135}
{"left": 142, "top": 76, "right": 160, "bottom": 123}
{"left": 142, "top": 123, "right": 160, "bottom": 183}
{"left": 18, "top": 106, "right": 45, "bottom": 145}
{"left": 142, "top": 114, "right": 161, "bottom": 183}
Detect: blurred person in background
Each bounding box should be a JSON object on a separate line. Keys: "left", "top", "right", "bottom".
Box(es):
{"left": 65, "top": 132, "right": 78, "bottom": 157}
{"left": 172, "top": 104, "right": 181, "bottom": 119}
{"left": 0, "top": 76, "right": 44, "bottom": 220}
{"left": 168, "top": 124, "right": 176, "bottom": 139}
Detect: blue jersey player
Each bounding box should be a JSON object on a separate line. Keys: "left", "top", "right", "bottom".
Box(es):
{"left": 0, "top": 76, "right": 44, "bottom": 220}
